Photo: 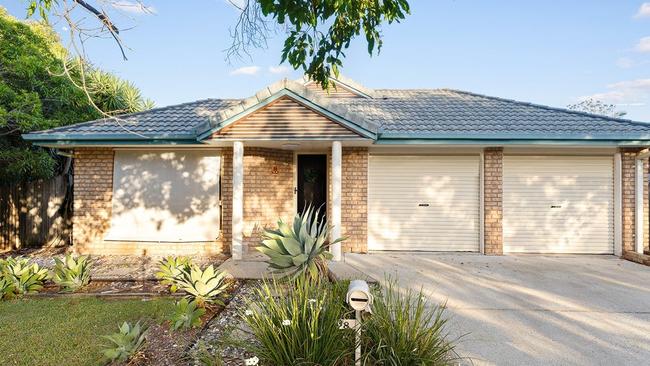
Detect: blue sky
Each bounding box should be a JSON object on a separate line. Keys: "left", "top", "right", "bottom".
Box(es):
{"left": 4, "top": 1, "right": 650, "bottom": 121}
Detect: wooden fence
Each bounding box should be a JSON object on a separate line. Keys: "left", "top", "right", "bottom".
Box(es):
{"left": 0, "top": 175, "right": 71, "bottom": 251}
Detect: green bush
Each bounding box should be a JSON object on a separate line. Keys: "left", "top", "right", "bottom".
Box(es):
{"left": 0, "top": 256, "right": 49, "bottom": 296}
{"left": 0, "top": 276, "right": 14, "bottom": 300}
{"left": 51, "top": 254, "right": 91, "bottom": 292}
{"left": 101, "top": 321, "right": 147, "bottom": 363}
{"left": 362, "top": 279, "right": 457, "bottom": 365}
{"left": 155, "top": 256, "right": 192, "bottom": 293}
{"left": 176, "top": 265, "right": 230, "bottom": 307}
{"left": 242, "top": 278, "right": 353, "bottom": 365}
{"left": 257, "top": 205, "right": 344, "bottom": 281}
{"left": 169, "top": 298, "right": 205, "bottom": 331}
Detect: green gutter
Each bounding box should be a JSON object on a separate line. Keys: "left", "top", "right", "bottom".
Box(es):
{"left": 375, "top": 138, "right": 650, "bottom": 146}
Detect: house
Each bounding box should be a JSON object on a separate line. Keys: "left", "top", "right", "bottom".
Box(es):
{"left": 23, "top": 76, "right": 650, "bottom": 263}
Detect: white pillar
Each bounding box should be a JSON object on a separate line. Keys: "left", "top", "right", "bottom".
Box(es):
{"left": 232, "top": 141, "right": 244, "bottom": 260}
{"left": 479, "top": 151, "right": 485, "bottom": 255}
{"left": 635, "top": 158, "right": 645, "bottom": 254}
{"left": 331, "top": 141, "right": 342, "bottom": 261}
{"left": 614, "top": 152, "right": 622, "bottom": 256}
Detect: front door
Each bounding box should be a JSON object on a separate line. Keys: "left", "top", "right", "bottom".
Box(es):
{"left": 297, "top": 154, "right": 327, "bottom": 220}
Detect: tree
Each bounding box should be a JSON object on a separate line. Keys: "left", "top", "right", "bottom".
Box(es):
{"left": 0, "top": 7, "right": 152, "bottom": 182}
{"left": 567, "top": 98, "right": 627, "bottom": 118}
{"left": 25, "top": 0, "right": 410, "bottom": 89}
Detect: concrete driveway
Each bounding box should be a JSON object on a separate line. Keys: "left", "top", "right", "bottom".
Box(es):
{"left": 343, "top": 253, "right": 650, "bottom": 366}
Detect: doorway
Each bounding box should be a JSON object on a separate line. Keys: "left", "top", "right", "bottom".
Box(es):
{"left": 297, "top": 154, "right": 327, "bottom": 220}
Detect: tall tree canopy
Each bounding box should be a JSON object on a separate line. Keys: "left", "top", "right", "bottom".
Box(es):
{"left": 0, "top": 7, "right": 152, "bottom": 183}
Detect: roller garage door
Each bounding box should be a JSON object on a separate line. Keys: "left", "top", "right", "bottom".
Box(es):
{"left": 503, "top": 156, "right": 614, "bottom": 254}
{"left": 368, "top": 155, "right": 480, "bottom": 251}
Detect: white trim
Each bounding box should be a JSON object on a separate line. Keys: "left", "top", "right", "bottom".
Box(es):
{"left": 635, "top": 158, "right": 644, "bottom": 254}
{"left": 331, "top": 141, "right": 342, "bottom": 261}
{"left": 478, "top": 151, "right": 485, "bottom": 254}
{"left": 614, "top": 152, "right": 622, "bottom": 256}
{"left": 232, "top": 141, "right": 244, "bottom": 260}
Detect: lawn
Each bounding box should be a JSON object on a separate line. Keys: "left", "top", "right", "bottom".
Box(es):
{"left": 0, "top": 297, "right": 175, "bottom": 366}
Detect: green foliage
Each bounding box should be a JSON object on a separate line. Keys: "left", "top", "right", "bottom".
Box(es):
{"left": 193, "top": 341, "right": 225, "bottom": 366}
{"left": 242, "top": 277, "right": 353, "bottom": 365}
{"left": 176, "top": 265, "right": 230, "bottom": 307}
{"left": 101, "top": 321, "right": 147, "bottom": 363}
{"left": 0, "top": 276, "right": 15, "bottom": 300}
{"left": 258, "top": 205, "right": 344, "bottom": 281}
{"left": 0, "top": 7, "right": 152, "bottom": 183}
{"left": 51, "top": 254, "right": 91, "bottom": 292}
{"left": 258, "top": 0, "right": 410, "bottom": 88}
{"left": 169, "top": 298, "right": 205, "bottom": 331}
{"left": 567, "top": 98, "right": 627, "bottom": 118}
{"left": 363, "top": 279, "right": 457, "bottom": 365}
{"left": 155, "top": 256, "right": 192, "bottom": 293}
{"left": 0, "top": 256, "right": 49, "bottom": 296}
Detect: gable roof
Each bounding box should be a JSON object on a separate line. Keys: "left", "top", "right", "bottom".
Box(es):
{"left": 23, "top": 76, "right": 650, "bottom": 146}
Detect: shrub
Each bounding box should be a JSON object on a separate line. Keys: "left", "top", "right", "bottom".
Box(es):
{"left": 51, "top": 254, "right": 92, "bottom": 292}
{"left": 176, "top": 265, "right": 230, "bottom": 307}
{"left": 155, "top": 256, "right": 192, "bottom": 293}
{"left": 362, "top": 279, "right": 457, "bottom": 365}
{"left": 169, "top": 298, "right": 205, "bottom": 331}
{"left": 0, "top": 276, "right": 14, "bottom": 300}
{"left": 1, "top": 256, "right": 49, "bottom": 295}
{"left": 101, "top": 321, "right": 147, "bottom": 363}
{"left": 257, "top": 205, "right": 344, "bottom": 281}
{"left": 242, "top": 278, "right": 353, "bottom": 365}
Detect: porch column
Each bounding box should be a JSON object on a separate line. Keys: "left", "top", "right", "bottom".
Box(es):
{"left": 331, "top": 141, "right": 342, "bottom": 261}
{"left": 232, "top": 141, "right": 244, "bottom": 260}
{"left": 635, "top": 157, "right": 645, "bottom": 254}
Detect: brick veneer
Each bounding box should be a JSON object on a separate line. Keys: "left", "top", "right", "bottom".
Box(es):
{"left": 72, "top": 148, "right": 227, "bottom": 256}
{"left": 242, "top": 147, "right": 294, "bottom": 252}
{"left": 483, "top": 147, "right": 503, "bottom": 255}
{"left": 620, "top": 148, "right": 649, "bottom": 254}
{"left": 341, "top": 147, "right": 368, "bottom": 253}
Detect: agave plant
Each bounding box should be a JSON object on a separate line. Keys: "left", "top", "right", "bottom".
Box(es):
{"left": 1, "top": 256, "right": 49, "bottom": 295}
{"left": 102, "top": 321, "right": 147, "bottom": 363}
{"left": 169, "top": 298, "right": 206, "bottom": 331}
{"left": 176, "top": 265, "right": 230, "bottom": 307}
{"left": 155, "top": 256, "right": 192, "bottom": 293}
{"left": 51, "top": 254, "right": 92, "bottom": 292}
{"left": 0, "top": 276, "right": 14, "bottom": 300}
{"left": 257, "top": 205, "right": 345, "bottom": 280}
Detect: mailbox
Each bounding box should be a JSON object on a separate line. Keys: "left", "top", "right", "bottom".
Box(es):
{"left": 346, "top": 280, "right": 373, "bottom": 312}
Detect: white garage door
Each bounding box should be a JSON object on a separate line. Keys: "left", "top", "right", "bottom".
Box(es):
{"left": 503, "top": 156, "right": 614, "bottom": 254}
{"left": 368, "top": 155, "right": 480, "bottom": 251}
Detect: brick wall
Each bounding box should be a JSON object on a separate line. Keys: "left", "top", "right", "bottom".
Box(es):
{"left": 483, "top": 147, "right": 503, "bottom": 255}
{"left": 620, "top": 148, "right": 649, "bottom": 254}
{"left": 72, "top": 148, "right": 114, "bottom": 253}
{"left": 242, "top": 147, "right": 294, "bottom": 252}
{"left": 341, "top": 147, "right": 368, "bottom": 253}
{"left": 73, "top": 148, "right": 227, "bottom": 256}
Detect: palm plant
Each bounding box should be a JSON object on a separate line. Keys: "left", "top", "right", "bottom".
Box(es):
{"left": 176, "top": 265, "right": 230, "bottom": 307}
{"left": 169, "top": 298, "right": 205, "bottom": 330}
{"left": 51, "top": 254, "right": 91, "bottom": 292}
{"left": 102, "top": 321, "right": 147, "bottom": 363}
{"left": 155, "top": 256, "right": 192, "bottom": 293}
{"left": 1, "top": 256, "right": 49, "bottom": 295}
{"left": 257, "top": 205, "right": 344, "bottom": 280}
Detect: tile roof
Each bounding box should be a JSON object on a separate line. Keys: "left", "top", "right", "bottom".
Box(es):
{"left": 24, "top": 82, "right": 650, "bottom": 143}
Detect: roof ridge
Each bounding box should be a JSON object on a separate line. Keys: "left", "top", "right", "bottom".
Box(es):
{"left": 440, "top": 88, "right": 650, "bottom": 126}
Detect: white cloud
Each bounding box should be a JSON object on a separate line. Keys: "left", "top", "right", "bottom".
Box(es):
{"left": 635, "top": 36, "right": 650, "bottom": 52}
{"left": 268, "top": 65, "right": 290, "bottom": 74}
{"left": 111, "top": 1, "right": 156, "bottom": 15}
{"left": 582, "top": 78, "right": 650, "bottom": 105}
{"left": 616, "top": 57, "right": 635, "bottom": 69}
{"left": 635, "top": 3, "right": 650, "bottom": 18}
{"left": 230, "top": 66, "right": 261, "bottom": 76}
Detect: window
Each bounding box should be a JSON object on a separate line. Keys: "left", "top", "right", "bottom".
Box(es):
{"left": 105, "top": 150, "right": 221, "bottom": 242}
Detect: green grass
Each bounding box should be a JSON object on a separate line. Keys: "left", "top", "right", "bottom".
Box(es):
{"left": 0, "top": 297, "right": 175, "bottom": 366}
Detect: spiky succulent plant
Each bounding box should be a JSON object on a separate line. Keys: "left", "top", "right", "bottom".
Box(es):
{"left": 102, "top": 321, "right": 147, "bottom": 363}
{"left": 0, "top": 276, "right": 14, "bottom": 300}
{"left": 176, "top": 265, "right": 230, "bottom": 307}
{"left": 257, "top": 205, "right": 345, "bottom": 280}
{"left": 52, "top": 254, "right": 92, "bottom": 292}
{"left": 1, "top": 256, "right": 49, "bottom": 295}
{"left": 169, "top": 298, "right": 206, "bottom": 330}
{"left": 155, "top": 256, "right": 192, "bottom": 293}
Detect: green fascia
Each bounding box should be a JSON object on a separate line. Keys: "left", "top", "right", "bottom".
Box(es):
{"left": 195, "top": 89, "right": 377, "bottom": 141}
{"left": 379, "top": 132, "right": 650, "bottom": 140}
{"left": 375, "top": 138, "right": 650, "bottom": 146}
